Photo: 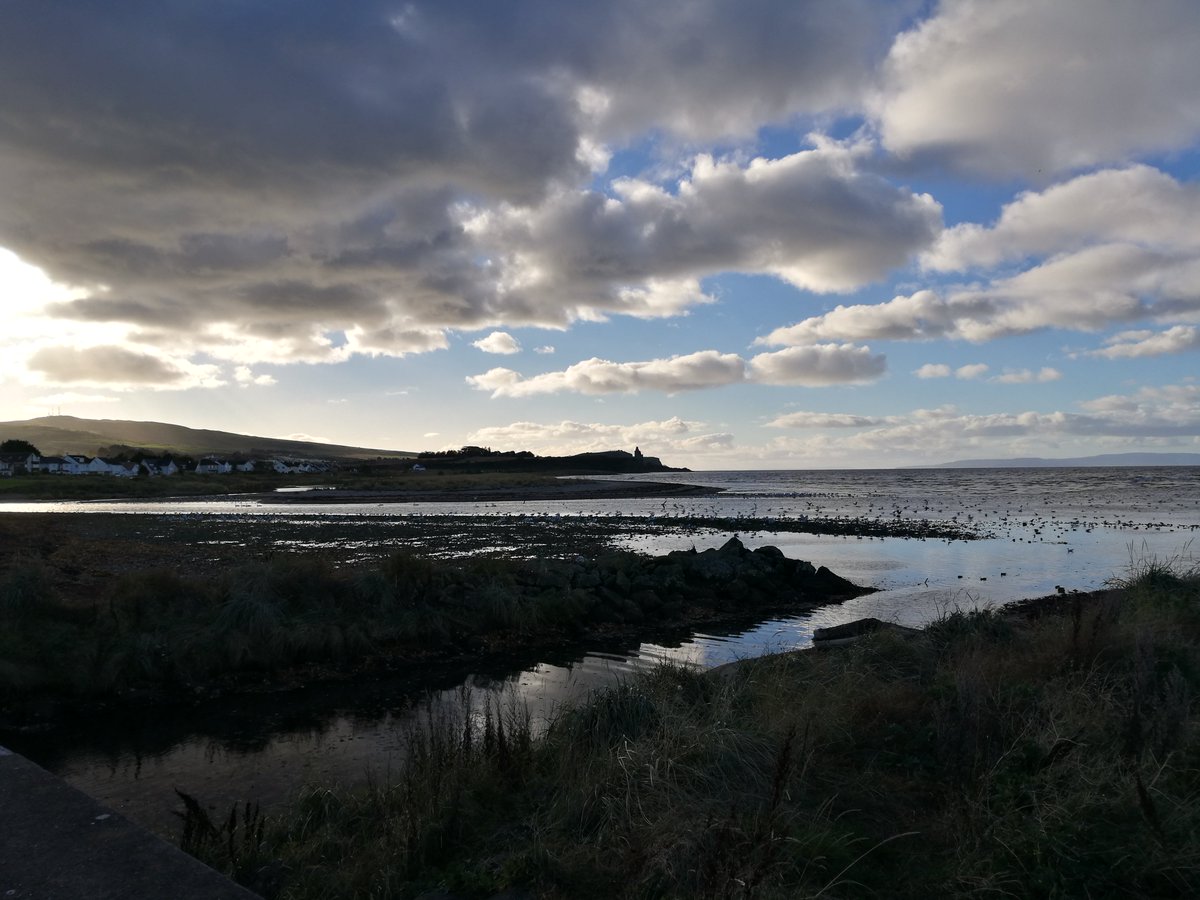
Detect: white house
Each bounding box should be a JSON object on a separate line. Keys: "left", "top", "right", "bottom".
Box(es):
{"left": 33, "top": 456, "right": 66, "bottom": 474}
{"left": 195, "top": 458, "right": 233, "bottom": 474}
{"left": 234, "top": 460, "right": 256, "bottom": 473}
{"left": 100, "top": 459, "right": 139, "bottom": 477}
{"left": 60, "top": 455, "right": 90, "bottom": 475}
{"left": 140, "top": 457, "right": 179, "bottom": 477}
{"left": 82, "top": 457, "right": 114, "bottom": 475}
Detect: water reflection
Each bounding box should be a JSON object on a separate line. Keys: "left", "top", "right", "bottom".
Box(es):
{"left": 7, "top": 613, "right": 820, "bottom": 836}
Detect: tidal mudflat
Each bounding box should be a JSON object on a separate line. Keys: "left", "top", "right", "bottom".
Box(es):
{"left": 1, "top": 466, "right": 1196, "bottom": 847}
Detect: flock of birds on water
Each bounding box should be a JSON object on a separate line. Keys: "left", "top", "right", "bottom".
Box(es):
{"left": 179, "top": 473, "right": 1197, "bottom": 593}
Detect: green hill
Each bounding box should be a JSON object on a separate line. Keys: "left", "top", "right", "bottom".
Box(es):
{"left": 0, "top": 415, "right": 413, "bottom": 459}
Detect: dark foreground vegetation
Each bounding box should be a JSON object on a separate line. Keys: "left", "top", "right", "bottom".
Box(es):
{"left": 0, "top": 536, "right": 867, "bottom": 720}
{"left": 0, "top": 470, "right": 602, "bottom": 502}
{"left": 175, "top": 561, "right": 1200, "bottom": 899}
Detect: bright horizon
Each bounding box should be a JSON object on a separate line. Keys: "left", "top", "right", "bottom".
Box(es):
{"left": 2, "top": 2, "right": 1199, "bottom": 470}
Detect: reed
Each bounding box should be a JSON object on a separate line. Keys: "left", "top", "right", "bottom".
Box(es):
{"left": 180, "top": 557, "right": 1200, "bottom": 898}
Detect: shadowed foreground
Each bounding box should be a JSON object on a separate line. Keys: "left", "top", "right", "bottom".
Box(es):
{"left": 0, "top": 535, "right": 868, "bottom": 722}
{"left": 180, "top": 560, "right": 1200, "bottom": 899}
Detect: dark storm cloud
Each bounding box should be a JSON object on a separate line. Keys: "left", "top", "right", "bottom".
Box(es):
{"left": 0, "top": 0, "right": 916, "bottom": 365}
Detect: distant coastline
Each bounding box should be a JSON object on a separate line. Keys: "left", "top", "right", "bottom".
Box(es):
{"left": 930, "top": 451, "right": 1200, "bottom": 468}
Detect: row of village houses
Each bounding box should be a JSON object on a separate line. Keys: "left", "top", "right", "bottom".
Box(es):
{"left": 0, "top": 452, "right": 330, "bottom": 478}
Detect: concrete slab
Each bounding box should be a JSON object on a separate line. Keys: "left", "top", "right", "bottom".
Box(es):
{"left": 0, "top": 744, "right": 259, "bottom": 899}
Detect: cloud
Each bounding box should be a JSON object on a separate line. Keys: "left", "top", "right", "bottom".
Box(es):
{"left": 467, "top": 350, "right": 747, "bottom": 397}
{"left": 26, "top": 345, "right": 223, "bottom": 390}
{"left": 472, "top": 331, "right": 522, "bottom": 354}
{"left": 991, "top": 367, "right": 1061, "bottom": 384}
{"left": 1078, "top": 385, "right": 1200, "bottom": 435}
{"left": 874, "top": 0, "right": 1200, "bottom": 176}
{"left": 924, "top": 166, "right": 1200, "bottom": 273}
{"left": 467, "top": 344, "right": 886, "bottom": 397}
{"left": 766, "top": 411, "right": 888, "bottom": 428}
{"left": 0, "top": 1, "right": 920, "bottom": 380}
{"left": 465, "top": 144, "right": 941, "bottom": 321}
{"left": 459, "top": 384, "right": 1200, "bottom": 466}
{"left": 1087, "top": 326, "right": 1200, "bottom": 359}
{"left": 759, "top": 289, "right": 965, "bottom": 345}
{"left": 955, "top": 364, "right": 989, "bottom": 380}
{"left": 467, "top": 415, "right": 734, "bottom": 456}
{"left": 762, "top": 384, "right": 1200, "bottom": 461}
{"left": 234, "top": 366, "right": 277, "bottom": 387}
{"left": 914, "top": 363, "right": 950, "bottom": 379}
{"left": 762, "top": 233, "right": 1200, "bottom": 347}
{"left": 747, "top": 344, "right": 887, "bottom": 386}
{"left": 534, "top": 345, "right": 556, "bottom": 354}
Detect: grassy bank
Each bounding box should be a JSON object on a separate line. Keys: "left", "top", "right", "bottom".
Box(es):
{"left": 181, "top": 559, "right": 1200, "bottom": 899}
{"left": 0, "top": 539, "right": 864, "bottom": 714}
{"left": 0, "top": 470, "right": 566, "bottom": 501}
{"left": 0, "top": 551, "right": 619, "bottom": 704}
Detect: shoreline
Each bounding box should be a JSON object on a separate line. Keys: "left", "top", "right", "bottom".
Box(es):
{"left": 0, "top": 474, "right": 721, "bottom": 506}
{"left": 252, "top": 477, "right": 723, "bottom": 504}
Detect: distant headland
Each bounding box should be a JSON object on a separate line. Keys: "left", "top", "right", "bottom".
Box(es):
{"left": 931, "top": 452, "right": 1200, "bottom": 468}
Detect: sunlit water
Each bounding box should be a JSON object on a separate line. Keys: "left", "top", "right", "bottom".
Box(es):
{"left": 4, "top": 467, "right": 1198, "bottom": 835}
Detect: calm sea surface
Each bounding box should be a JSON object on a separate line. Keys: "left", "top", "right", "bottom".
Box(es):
{"left": 4, "top": 466, "right": 1198, "bottom": 834}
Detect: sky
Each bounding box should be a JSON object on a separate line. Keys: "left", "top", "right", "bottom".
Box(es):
{"left": 2, "top": 0, "right": 1199, "bottom": 469}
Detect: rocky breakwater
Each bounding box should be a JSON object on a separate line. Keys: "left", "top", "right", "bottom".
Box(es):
{"left": 486, "top": 536, "right": 875, "bottom": 644}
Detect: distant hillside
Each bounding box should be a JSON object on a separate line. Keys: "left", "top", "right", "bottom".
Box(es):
{"left": 0, "top": 415, "right": 413, "bottom": 459}
{"left": 934, "top": 452, "right": 1200, "bottom": 468}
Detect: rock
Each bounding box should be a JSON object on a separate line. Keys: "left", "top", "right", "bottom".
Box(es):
{"left": 688, "top": 549, "right": 737, "bottom": 581}
{"left": 718, "top": 535, "right": 747, "bottom": 554}
{"left": 812, "top": 617, "right": 919, "bottom": 647}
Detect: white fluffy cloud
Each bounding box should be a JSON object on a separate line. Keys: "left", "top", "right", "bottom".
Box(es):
{"left": 472, "top": 331, "right": 522, "bottom": 354}
{"left": 924, "top": 166, "right": 1200, "bottom": 273}
{"left": 796, "top": 166, "right": 1200, "bottom": 363}
{"left": 955, "top": 364, "right": 989, "bottom": 381}
{"left": 914, "top": 363, "right": 950, "bottom": 379}
{"left": 991, "top": 368, "right": 1061, "bottom": 385}
{"left": 463, "top": 143, "right": 942, "bottom": 323}
{"left": 1087, "top": 326, "right": 1200, "bottom": 359}
{"left": 468, "top": 344, "right": 886, "bottom": 397}
{"left": 747, "top": 344, "right": 887, "bottom": 386}
{"left": 467, "top": 351, "right": 747, "bottom": 397}
{"left": 766, "top": 411, "right": 888, "bottom": 428}
{"left": 763, "top": 384, "right": 1200, "bottom": 460}
{"left": 874, "top": 0, "right": 1200, "bottom": 176}
{"left": 234, "top": 366, "right": 277, "bottom": 387}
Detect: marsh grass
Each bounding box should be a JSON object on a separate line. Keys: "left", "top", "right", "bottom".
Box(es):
{"left": 0, "top": 470, "right": 565, "bottom": 501}
{"left": 0, "top": 546, "right": 697, "bottom": 701}
{"left": 178, "top": 557, "right": 1200, "bottom": 898}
